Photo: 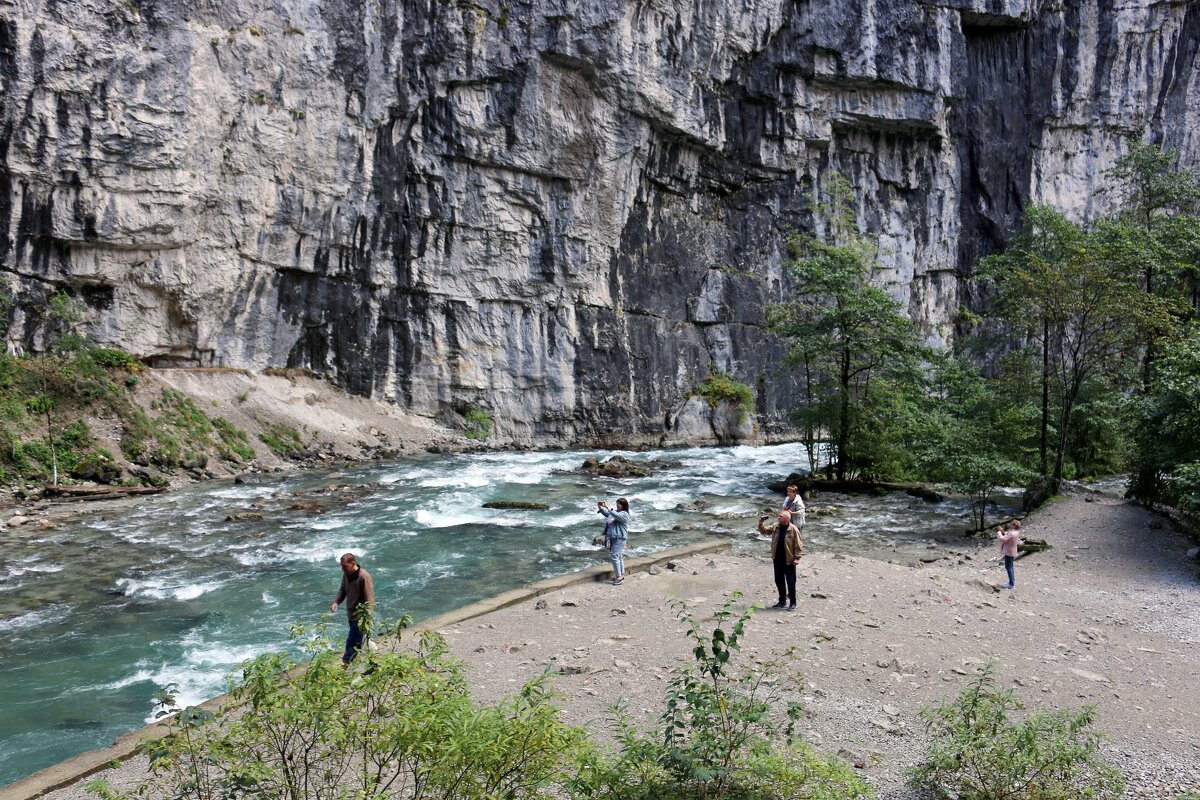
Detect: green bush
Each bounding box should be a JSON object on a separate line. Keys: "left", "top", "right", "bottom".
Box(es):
{"left": 567, "top": 595, "right": 872, "bottom": 800}
{"left": 692, "top": 373, "right": 754, "bottom": 423}
{"left": 87, "top": 347, "right": 141, "bottom": 370}
{"left": 121, "top": 393, "right": 255, "bottom": 469}
{"left": 463, "top": 406, "right": 493, "bottom": 439}
{"left": 88, "top": 618, "right": 587, "bottom": 800}
{"left": 213, "top": 417, "right": 254, "bottom": 461}
{"left": 258, "top": 423, "right": 305, "bottom": 457}
{"left": 908, "top": 661, "right": 1124, "bottom": 800}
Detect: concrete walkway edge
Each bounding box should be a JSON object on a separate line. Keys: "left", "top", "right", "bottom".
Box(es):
{"left": 0, "top": 538, "right": 732, "bottom": 800}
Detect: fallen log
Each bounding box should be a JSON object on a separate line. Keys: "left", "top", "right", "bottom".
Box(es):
{"left": 43, "top": 484, "right": 168, "bottom": 500}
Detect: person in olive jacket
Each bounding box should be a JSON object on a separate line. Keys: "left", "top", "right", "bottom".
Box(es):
{"left": 330, "top": 552, "right": 375, "bottom": 664}
{"left": 758, "top": 510, "right": 803, "bottom": 610}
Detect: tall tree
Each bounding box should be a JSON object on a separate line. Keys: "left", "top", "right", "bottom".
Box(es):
{"left": 981, "top": 207, "right": 1154, "bottom": 486}
{"left": 769, "top": 174, "right": 926, "bottom": 480}
{"left": 1105, "top": 142, "right": 1200, "bottom": 383}
{"left": 979, "top": 207, "right": 1085, "bottom": 476}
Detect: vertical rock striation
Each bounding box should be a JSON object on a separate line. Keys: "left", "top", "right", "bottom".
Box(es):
{"left": 0, "top": 0, "right": 1196, "bottom": 444}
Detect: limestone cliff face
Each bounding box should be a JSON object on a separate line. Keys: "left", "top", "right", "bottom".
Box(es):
{"left": 0, "top": 0, "right": 1196, "bottom": 444}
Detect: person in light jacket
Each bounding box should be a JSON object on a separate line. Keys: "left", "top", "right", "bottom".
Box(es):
{"left": 997, "top": 520, "right": 1021, "bottom": 589}
{"left": 598, "top": 497, "right": 631, "bottom": 585}
{"left": 758, "top": 510, "right": 803, "bottom": 610}
{"left": 782, "top": 484, "right": 806, "bottom": 529}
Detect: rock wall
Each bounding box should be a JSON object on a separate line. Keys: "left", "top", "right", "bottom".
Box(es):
{"left": 0, "top": 0, "right": 1196, "bottom": 444}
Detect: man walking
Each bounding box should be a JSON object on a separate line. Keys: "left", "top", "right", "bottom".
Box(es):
{"left": 330, "top": 552, "right": 374, "bottom": 665}
{"left": 758, "top": 510, "right": 802, "bottom": 610}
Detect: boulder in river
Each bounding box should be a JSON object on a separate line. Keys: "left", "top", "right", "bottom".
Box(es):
{"left": 581, "top": 455, "right": 678, "bottom": 478}
{"left": 482, "top": 500, "right": 550, "bottom": 510}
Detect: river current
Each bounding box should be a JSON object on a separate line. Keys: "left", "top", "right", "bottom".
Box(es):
{"left": 0, "top": 442, "right": 1020, "bottom": 786}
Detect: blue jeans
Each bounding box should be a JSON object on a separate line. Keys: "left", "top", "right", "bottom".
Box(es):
{"left": 343, "top": 618, "right": 365, "bottom": 663}
{"left": 1004, "top": 556, "right": 1015, "bottom": 587}
{"left": 608, "top": 538, "right": 626, "bottom": 578}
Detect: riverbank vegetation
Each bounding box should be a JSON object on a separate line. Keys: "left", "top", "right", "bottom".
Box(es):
{"left": 0, "top": 291, "right": 261, "bottom": 487}
{"left": 770, "top": 143, "right": 1200, "bottom": 515}
{"left": 85, "top": 598, "right": 1125, "bottom": 800}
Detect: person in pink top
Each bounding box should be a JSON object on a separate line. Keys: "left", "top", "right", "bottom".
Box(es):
{"left": 996, "top": 520, "right": 1021, "bottom": 589}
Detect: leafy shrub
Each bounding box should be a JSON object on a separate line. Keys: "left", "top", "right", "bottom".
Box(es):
{"left": 87, "top": 347, "right": 142, "bottom": 370}
{"left": 568, "top": 595, "right": 872, "bottom": 800}
{"left": 692, "top": 373, "right": 754, "bottom": 423}
{"left": 258, "top": 423, "right": 306, "bottom": 457}
{"left": 463, "top": 406, "right": 493, "bottom": 439}
{"left": 88, "top": 618, "right": 586, "bottom": 800}
{"left": 908, "top": 661, "right": 1124, "bottom": 800}
{"left": 212, "top": 417, "right": 254, "bottom": 461}
{"left": 121, "top": 392, "right": 255, "bottom": 469}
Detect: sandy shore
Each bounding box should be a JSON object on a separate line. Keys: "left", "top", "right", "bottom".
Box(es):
{"left": 36, "top": 492, "right": 1200, "bottom": 799}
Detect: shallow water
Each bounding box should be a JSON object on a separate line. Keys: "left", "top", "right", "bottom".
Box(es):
{"left": 0, "top": 442, "right": 1019, "bottom": 786}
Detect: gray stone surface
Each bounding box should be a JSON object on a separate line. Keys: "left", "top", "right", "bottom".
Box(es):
{"left": 1, "top": 0, "right": 1196, "bottom": 444}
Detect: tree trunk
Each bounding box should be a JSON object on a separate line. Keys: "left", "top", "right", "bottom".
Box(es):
{"left": 1039, "top": 318, "right": 1049, "bottom": 476}
{"left": 837, "top": 345, "right": 850, "bottom": 481}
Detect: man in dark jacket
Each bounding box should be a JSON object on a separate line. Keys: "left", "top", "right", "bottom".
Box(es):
{"left": 330, "top": 552, "right": 374, "bottom": 664}
{"left": 757, "top": 510, "right": 803, "bottom": 610}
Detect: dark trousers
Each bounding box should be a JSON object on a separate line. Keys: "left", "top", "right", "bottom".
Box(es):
{"left": 773, "top": 561, "right": 797, "bottom": 604}
{"left": 1004, "top": 556, "right": 1016, "bottom": 587}
{"left": 343, "top": 618, "right": 365, "bottom": 663}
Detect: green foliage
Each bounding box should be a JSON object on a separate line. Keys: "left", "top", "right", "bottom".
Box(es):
{"left": 212, "top": 417, "right": 255, "bottom": 461}
{"left": 463, "top": 406, "right": 493, "bottom": 440}
{"left": 912, "top": 355, "right": 1036, "bottom": 529}
{"left": 908, "top": 662, "right": 1124, "bottom": 800}
{"left": 92, "top": 618, "right": 587, "bottom": 800}
{"left": 567, "top": 595, "right": 872, "bottom": 800}
{"left": 692, "top": 372, "right": 754, "bottom": 423}
{"left": 121, "top": 389, "right": 256, "bottom": 471}
{"left": 88, "top": 347, "right": 142, "bottom": 370}
{"left": 979, "top": 205, "right": 1155, "bottom": 485}
{"left": 1130, "top": 329, "right": 1200, "bottom": 511}
{"left": 768, "top": 173, "right": 927, "bottom": 481}
{"left": 257, "top": 423, "right": 306, "bottom": 457}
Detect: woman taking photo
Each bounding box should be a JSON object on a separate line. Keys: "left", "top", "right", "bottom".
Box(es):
{"left": 598, "top": 497, "right": 631, "bottom": 585}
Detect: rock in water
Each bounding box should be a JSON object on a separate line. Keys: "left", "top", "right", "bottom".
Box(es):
{"left": 482, "top": 500, "right": 551, "bottom": 510}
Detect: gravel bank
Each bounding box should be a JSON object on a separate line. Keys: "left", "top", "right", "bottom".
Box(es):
{"left": 37, "top": 493, "right": 1200, "bottom": 799}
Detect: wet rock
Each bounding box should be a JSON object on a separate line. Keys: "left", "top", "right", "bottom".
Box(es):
{"left": 905, "top": 486, "right": 945, "bottom": 503}
{"left": 225, "top": 512, "right": 264, "bottom": 522}
{"left": 581, "top": 455, "right": 678, "bottom": 478}
{"left": 289, "top": 500, "right": 326, "bottom": 513}
{"left": 70, "top": 455, "right": 122, "bottom": 485}
{"left": 482, "top": 500, "right": 550, "bottom": 510}
{"left": 675, "top": 499, "right": 711, "bottom": 512}
{"left": 36, "top": 520, "right": 57, "bottom": 531}
{"left": 234, "top": 473, "right": 262, "bottom": 486}
{"left": 6, "top": 516, "right": 30, "bottom": 528}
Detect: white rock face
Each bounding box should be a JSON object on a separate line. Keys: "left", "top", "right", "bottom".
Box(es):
{"left": 0, "top": 0, "right": 1195, "bottom": 444}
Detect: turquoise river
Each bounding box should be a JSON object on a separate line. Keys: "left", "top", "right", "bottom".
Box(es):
{"left": 0, "top": 442, "right": 1020, "bottom": 786}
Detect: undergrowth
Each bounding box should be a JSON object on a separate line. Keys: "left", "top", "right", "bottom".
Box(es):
{"left": 692, "top": 372, "right": 754, "bottom": 424}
